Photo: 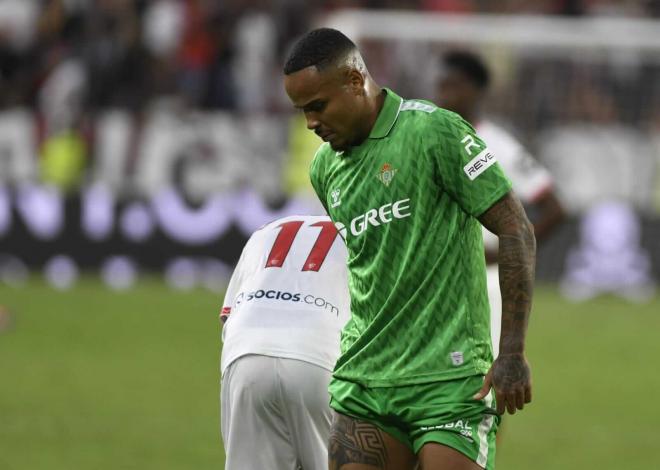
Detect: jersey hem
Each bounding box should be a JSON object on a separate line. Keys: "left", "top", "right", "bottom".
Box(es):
{"left": 221, "top": 350, "right": 335, "bottom": 376}
{"left": 332, "top": 364, "right": 490, "bottom": 388}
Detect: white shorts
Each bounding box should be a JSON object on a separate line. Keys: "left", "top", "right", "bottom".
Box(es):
{"left": 486, "top": 265, "right": 502, "bottom": 359}
{"left": 221, "top": 354, "right": 333, "bottom": 470}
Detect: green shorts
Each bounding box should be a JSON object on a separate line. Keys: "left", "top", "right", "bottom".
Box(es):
{"left": 329, "top": 375, "right": 499, "bottom": 469}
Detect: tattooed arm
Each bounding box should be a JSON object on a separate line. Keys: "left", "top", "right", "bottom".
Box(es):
{"left": 474, "top": 190, "right": 536, "bottom": 415}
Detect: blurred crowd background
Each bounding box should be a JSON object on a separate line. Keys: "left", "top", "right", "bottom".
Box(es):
{"left": 2, "top": 1, "right": 660, "bottom": 116}
{"left": 0, "top": 0, "right": 658, "bottom": 298}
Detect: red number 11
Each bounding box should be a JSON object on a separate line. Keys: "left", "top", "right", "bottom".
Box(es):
{"left": 265, "top": 221, "right": 338, "bottom": 272}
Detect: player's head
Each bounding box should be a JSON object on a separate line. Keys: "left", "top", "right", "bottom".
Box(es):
{"left": 436, "top": 50, "right": 490, "bottom": 120}
{"left": 284, "top": 28, "right": 378, "bottom": 151}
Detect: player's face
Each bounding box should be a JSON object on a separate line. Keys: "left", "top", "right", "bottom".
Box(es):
{"left": 436, "top": 69, "right": 479, "bottom": 119}
{"left": 284, "top": 66, "right": 365, "bottom": 151}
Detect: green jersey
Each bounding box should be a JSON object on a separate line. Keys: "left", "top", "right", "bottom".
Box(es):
{"left": 310, "top": 88, "right": 512, "bottom": 387}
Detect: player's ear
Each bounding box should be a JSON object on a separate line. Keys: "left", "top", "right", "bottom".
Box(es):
{"left": 346, "top": 68, "right": 365, "bottom": 96}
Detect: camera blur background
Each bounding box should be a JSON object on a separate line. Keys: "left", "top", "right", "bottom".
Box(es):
{"left": 0, "top": 1, "right": 658, "bottom": 469}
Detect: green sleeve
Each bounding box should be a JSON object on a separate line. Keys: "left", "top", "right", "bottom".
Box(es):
{"left": 433, "top": 111, "right": 512, "bottom": 217}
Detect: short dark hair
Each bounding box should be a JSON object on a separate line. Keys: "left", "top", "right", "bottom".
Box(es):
{"left": 443, "top": 51, "right": 491, "bottom": 90}
{"left": 284, "top": 28, "right": 357, "bottom": 75}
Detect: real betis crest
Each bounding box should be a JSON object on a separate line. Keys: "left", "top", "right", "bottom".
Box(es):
{"left": 377, "top": 163, "right": 398, "bottom": 187}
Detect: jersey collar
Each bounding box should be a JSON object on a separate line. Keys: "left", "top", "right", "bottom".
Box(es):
{"left": 368, "top": 88, "right": 403, "bottom": 140}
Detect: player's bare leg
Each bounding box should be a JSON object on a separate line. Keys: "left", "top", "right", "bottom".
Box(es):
{"left": 329, "top": 412, "right": 417, "bottom": 470}
{"left": 418, "top": 443, "right": 483, "bottom": 470}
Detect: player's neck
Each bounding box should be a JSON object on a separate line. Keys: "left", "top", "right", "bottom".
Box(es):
{"left": 364, "top": 83, "right": 386, "bottom": 134}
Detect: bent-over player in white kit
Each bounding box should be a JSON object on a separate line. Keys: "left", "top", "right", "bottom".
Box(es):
{"left": 220, "top": 215, "right": 350, "bottom": 470}
{"left": 437, "top": 51, "right": 564, "bottom": 357}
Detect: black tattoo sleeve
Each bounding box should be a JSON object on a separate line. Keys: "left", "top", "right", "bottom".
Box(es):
{"left": 478, "top": 191, "right": 536, "bottom": 355}
{"left": 329, "top": 413, "right": 388, "bottom": 470}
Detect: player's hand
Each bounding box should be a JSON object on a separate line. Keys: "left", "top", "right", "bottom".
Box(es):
{"left": 473, "top": 353, "right": 532, "bottom": 415}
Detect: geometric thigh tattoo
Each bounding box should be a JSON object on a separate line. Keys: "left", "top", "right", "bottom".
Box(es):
{"left": 329, "top": 413, "right": 388, "bottom": 469}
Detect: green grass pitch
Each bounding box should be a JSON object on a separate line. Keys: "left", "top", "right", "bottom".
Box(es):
{"left": 0, "top": 279, "right": 658, "bottom": 469}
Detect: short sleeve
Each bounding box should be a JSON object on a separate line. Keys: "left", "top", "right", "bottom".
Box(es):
{"left": 434, "top": 112, "right": 512, "bottom": 217}
{"left": 506, "top": 148, "right": 554, "bottom": 203}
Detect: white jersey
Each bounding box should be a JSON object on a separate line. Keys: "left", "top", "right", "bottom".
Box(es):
{"left": 220, "top": 215, "right": 350, "bottom": 375}
{"left": 477, "top": 120, "right": 554, "bottom": 251}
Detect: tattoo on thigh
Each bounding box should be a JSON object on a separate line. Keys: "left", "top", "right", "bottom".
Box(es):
{"left": 329, "top": 414, "right": 388, "bottom": 469}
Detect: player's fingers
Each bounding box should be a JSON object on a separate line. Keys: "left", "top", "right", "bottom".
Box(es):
{"left": 505, "top": 391, "right": 517, "bottom": 415}
{"left": 495, "top": 389, "right": 506, "bottom": 415}
{"left": 515, "top": 387, "right": 525, "bottom": 410}
{"left": 473, "top": 374, "right": 492, "bottom": 400}
{"left": 524, "top": 384, "right": 532, "bottom": 404}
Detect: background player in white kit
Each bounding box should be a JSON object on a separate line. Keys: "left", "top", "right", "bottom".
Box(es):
{"left": 437, "top": 50, "right": 565, "bottom": 357}
{"left": 220, "top": 215, "right": 350, "bottom": 470}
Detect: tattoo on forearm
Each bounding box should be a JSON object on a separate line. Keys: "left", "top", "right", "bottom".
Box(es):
{"left": 479, "top": 193, "right": 536, "bottom": 355}
{"left": 329, "top": 413, "right": 388, "bottom": 469}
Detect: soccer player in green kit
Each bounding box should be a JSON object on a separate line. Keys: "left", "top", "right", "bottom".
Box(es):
{"left": 283, "top": 29, "right": 536, "bottom": 470}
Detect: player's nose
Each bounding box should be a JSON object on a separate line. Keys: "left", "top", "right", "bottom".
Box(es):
{"left": 305, "top": 114, "right": 321, "bottom": 131}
